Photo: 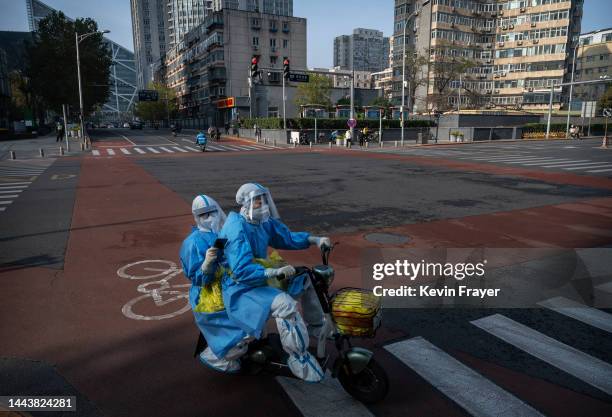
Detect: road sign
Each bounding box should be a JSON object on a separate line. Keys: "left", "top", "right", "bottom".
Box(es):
{"left": 288, "top": 73, "right": 309, "bottom": 83}
{"left": 138, "top": 90, "right": 159, "bottom": 102}
{"left": 604, "top": 108, "right": 612, "bottom": 117}
{"left": 347, "top": 118, "right": 357, "bottom": 128}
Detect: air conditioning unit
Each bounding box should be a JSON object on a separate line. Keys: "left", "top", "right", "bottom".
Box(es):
{"left": 491, "top": 12, "right": 497, "bottom": 17}
{"left": 499, "top": 42, "right": 505, "bottom": 47}
{"left": 487, "top": 43, "right": 493, "bottom": 48}
{"left": 494, "top": 89, "right": 500, "bottom": 94}
{"left": 494, "top": 74, "right": 500, "bottom": 78}
{"left": 532, "top": 39, "right": 539, "bottom": 44}
{"left": 486, "top": 59, "right": 493, "bottom": 64}
{"left": 451, "top": 6, "right": 456, "bottom": 12}
{"left": 499, "top": 10, "right": 504, "bottom": 16}
{"left": 509, "top": 24, "right": 514, "bottom": 29}
{"left": 517, "top": 40, "right": 523, "bottom": 46}
{"left": 486, "top": 89, "right": 492, "bottom": 94}
{"left": 520, "top": 7, "right": 526, "bottom": 13}
{"left": 502, "top": 26, "right": 508, "bottom": 30}
{"left": 528, "top": 87, "right": 534, "bottom": 92}
{"left": 531, "top": 22, "right": 537, "bottom": 27}
{"left": 450, "top": 22, "right": 455, "bottom": 28}
{"left": 479, "top": 74, "right": 487, "bottom": 79}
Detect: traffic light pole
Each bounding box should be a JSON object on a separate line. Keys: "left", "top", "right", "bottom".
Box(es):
{"left": 282, "top": 72, "right": 286, "bottom": 131}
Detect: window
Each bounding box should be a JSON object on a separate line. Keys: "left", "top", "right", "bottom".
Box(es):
{"left": 268, "top": 106, "right": 279, "bottom": 117}
{"left": 283, "top": 39, "right": 289, "bottom": 48}
{"left": 252, "top": 37, "right": 259, "bottom": 46}
{"left": 270, "top": 38, "right": 277, "bottom": 48}
{"left": 282, "top": 21, "right": 289, "bottom": 32}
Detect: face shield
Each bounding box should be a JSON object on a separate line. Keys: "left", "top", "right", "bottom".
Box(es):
{"left": 237, "top": 184, "right": 280, "bottom": 224}
{"left": 192, "top": 195, "right": 227, "bottom": 233}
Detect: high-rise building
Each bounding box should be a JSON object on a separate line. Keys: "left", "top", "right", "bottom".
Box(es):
{"left": 334, "top": 29, "right": 390, "bottom": 73}
{"left": 393, "top": 0, "right": 583, "bottom": 112}
{"left": 163, "top": 7, "right": 305, "bottom": 124}
{"left": 130, "top": 0, "right": 169, "bottom": 89}
{"left": 26, "top": 0, "right": 137, "bottom": 121}
{"left": 166, "top": 0, "right": 209, "bottom": 49}
{"left": 573, "top": 28, "right": 612, "bottom": 108}
{"left": 212, "top": 0, "right": 293, "bottom": 15}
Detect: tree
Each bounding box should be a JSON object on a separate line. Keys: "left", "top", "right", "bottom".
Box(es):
{"left": 428, "top": 42, "right": 476, "bottom": 112}
{"left": 336, "top": 96, "right": 350, "bottom": 106}
{"left": 294, "top": 74, "right": 332, "bottom": 108}
{"left": 25, "top": 11, "right": 111, "bottom": 115}
{"left": 598, "top": 86, "right": 612, "bottom": 113}
{"left": 133, "top": 82, "right": 177, "bottom": 122}
{"left": 397, "top": 48, "right": 429, "bottom": 111}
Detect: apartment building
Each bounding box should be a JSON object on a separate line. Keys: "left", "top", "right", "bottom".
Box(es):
{"left": 164, "top": 7, "right": 306, "bottom": 124}
{"left": 393, "top": 0, "right": 583, "bottom": 113}
{"left": 371, "top": 67, "right": 394, "bottom": 100}
{"left": 572, "top": 28, "right": 612, "bottom": 107}
{"left": 334, "top": 29, "right": 391, "bottom": 73}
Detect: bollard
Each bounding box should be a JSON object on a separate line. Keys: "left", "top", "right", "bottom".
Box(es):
{"left": 10, "top": 150, "right": 16, "bottom": 160}
{"left": 603, "top": 136, "right": 609, "bottom": 148}
{"left": 394, "top": 141, "right": 398, "bottom": 147}
{"left": 366, "top": 141, "right": 369, "bottom": 148}
{"left": 59, "top": 146, "right": 64, "bottom": 156}
{"left": 39, "top": 148, "right": 44, "bottom": 158}
{"left": 309, "top": 142, "right": 312, "bottom": 149}
{"left": 329, "top": 141, "right": 332, "bottom": 148}
{"left": 380, "top": 141, "right": 383, "bottom": 148}
{"left": 80, "top": 142, "right": 84, "bottom": 151}
{"left": 274, "top": 139, "right": 277, "bottom": 147}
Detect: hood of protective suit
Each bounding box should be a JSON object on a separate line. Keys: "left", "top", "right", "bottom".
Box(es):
{"left": 192, "top": 194, "right": 227, "bottom": 233}
{"left": 235, "top": 183, "right": 280, "bottom": 225}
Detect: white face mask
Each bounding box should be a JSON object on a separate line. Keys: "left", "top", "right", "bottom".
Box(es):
{"left": 250, "top": 204, "right": 270, "bottom": 223}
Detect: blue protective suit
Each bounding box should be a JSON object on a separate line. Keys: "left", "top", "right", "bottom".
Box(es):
{"left": 196, "top": 132, "right": 207, "bottom": 145}
{"left": 179, "top": 226, "right": 246, "bottom": 359}
{"left": 219, "top": 212, "right": 311, "bottom": 339}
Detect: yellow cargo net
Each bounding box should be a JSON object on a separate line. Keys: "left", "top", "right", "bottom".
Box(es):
{"left": 194, "top": 267, "right": 227, "bottom": 313}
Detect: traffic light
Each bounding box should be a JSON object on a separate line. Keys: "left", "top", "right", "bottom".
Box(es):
{"left": 283, "top": 58, "right": 290, "bottom": 79}
{"left": 250, "top": 56, "right": 259, "bottom": 79}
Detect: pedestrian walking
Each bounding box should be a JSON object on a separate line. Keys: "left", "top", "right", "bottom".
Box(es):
{"left": 56, "top": 122, "right": 64, "bottom": 142}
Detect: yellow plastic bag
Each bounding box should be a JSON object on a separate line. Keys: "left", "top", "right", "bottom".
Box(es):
{"left": 332, "top": 288, "right": 382, "bottom": 337}
{"left": 253, "top": 251, "right": 289, "bottom": 290}
{"left": 194, "top": 267, "right": 226, "bottom": 313}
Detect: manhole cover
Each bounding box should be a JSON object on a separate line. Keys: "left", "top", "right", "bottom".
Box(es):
{"left": 364, "top": 233, "right": 410, "bottom": 245}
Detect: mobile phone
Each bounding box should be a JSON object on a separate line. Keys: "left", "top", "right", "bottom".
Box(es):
{"left": 214, "top": 238, "right": 227, "bottom": 249}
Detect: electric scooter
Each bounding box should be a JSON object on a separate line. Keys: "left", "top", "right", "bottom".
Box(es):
{"left": 194, "top": 245, "right": 389, "bottom": 404}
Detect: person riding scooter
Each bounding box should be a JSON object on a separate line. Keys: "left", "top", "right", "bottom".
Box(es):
{"left": 218, "top": 183, "right": 331, "bottom": 382}
{"left": 179, "top": 195, "right": 251, "bottom": 373}
{"left": 569, "top": 125, "right": 581, "bottom": 140}
{"left": 196, "top": 131, "right": 207, "bottom": 151}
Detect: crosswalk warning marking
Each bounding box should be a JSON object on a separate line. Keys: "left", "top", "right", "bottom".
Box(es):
{"left": 146, "top": 147, "right": 160, "bottom": 154}
{"left": 134, "top": 148, "right": 146, "bottom": 154}
{"left": 107, "top": 149, "right": 115, "bottom": 155}
{"left": 92, "top": 150, "right": 100, "bottom": 156}
{"left": 159, "top": 147, "right": 174, "bottom": 153}
{"left": 183, "top": 146, "right": 200, "bottom": 152}
{"left": 121, "top": 148, "right": 131, "bottom": 155}
{"left": 385, "top": 336, "right": 545, "bottom": 417}
{"left": 471, "top": 314, "right": 612, "bottom": 395}
{"left": 172, "top": 146, "right": 188, "bottom": 152}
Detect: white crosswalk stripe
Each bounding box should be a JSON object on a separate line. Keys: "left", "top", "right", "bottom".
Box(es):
{"left": 540, "top": 160, "right": 590, "bottom": 167}
{"left": 471, "top": 314, "right": 612, "bottom": 395}
{"left": 565, "top": 163, "right": 612, "bottom": 170}
{"left": 0, "top": 190, "right": 23, "bottom": 193}
{"left": 589, "top": 168, "right": 612, "bottom": 173}
{"left": 538, "top": 296, "right": 612, "bottom": 334}
{"left": 385, "top": 337, "right": 545, "bottom": 417}
{"left": 89, "top": 143, "right": 284, "bottom": 157}
{"left": 0, "top": 185, "right": 28, "bottom": 189}
{"left": 0, "top": 161, "right": 50, "bottom": 215}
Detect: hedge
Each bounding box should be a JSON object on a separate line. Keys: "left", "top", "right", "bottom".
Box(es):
{"left": 523, "top": 123, "right": 607, "bottom": 133}
{"left": 241, "top": 118, "right": 435, "bottom": 130}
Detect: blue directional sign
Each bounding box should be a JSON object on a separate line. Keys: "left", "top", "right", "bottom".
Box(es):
{"left": 288, "top": 73, "right": 310, "bottom": 83}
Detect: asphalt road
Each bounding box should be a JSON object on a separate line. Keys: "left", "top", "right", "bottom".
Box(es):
{"left": 0, "top": 129, "right": 611, "bottom": 417}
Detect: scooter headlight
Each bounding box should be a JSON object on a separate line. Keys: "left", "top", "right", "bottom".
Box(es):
{"left": 313, "top": 265, "right": 334, "bottom": 286}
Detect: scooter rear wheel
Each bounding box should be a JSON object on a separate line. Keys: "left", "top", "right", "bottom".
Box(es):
{"left": 337, "top": 358, "right": 389, "bottom": 404}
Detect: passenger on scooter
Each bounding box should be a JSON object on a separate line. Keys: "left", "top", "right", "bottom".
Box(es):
{"left": 219, "top": 183, "right": 330, "bottom": 382}
{"left": 179, "top": 195, "right": 250, "bottom": 373}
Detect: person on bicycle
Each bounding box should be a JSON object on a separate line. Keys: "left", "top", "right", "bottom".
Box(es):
{"left": 218, "top": 183, "right": 330, "bottom": 382}
{"left": 179, "top": 195, "right": 250, "bottom": 373}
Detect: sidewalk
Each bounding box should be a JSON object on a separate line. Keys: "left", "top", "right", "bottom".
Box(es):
{"left": 0, "top": 133, "right": 88, "bottom": 161}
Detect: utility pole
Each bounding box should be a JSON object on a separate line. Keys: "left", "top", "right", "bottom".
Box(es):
{"left": 565, "top": 41, "right": 580, "bottom": 138}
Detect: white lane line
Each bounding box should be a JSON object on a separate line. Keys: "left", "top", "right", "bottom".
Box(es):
{"left": 467, "top": 155, "right": 531, "bottom": 161}
{"left": 120, "top": 148, "right": 131, "bottom": 155}
{"left": 506, "top": 158, "right": 571, "bottom": 165}
{"left": 106, "top": 149, "right": 116, "bottom": 156}
{"left": 471, "top": 314, "right": 612, "bottom": 395}
{"left": 540, "top": 160, "right": 591, "bottom": 167}
{"left": 0, "top": 185, "right": 28, "bottom": 190}
{"left": 0, "top": 200, "right": 12, "bottom": 205}
{"left": 133, "top": 148, "right": 146, "bottom": 154}
{"left": 0, "top": 182, "right": 32, "bottom": 185}
{"left": 183, "top": 146, "right": 201, "bottom": 152}
{"left": 494, "top": 157, "right": 565, "bottom": 163}
{"left": 119, "top": 133, "right": 136, "bottom": 145}
{"left": 92, "top": 150, "right": 100, "bottom": 156}
{"left": 0, "top": 194, "right": 19, "bottom": 198}
{"left": 0, "top": 207, "right": 5, "bottom": 211}
{"left": 538, "top": 296, "right": 612, "bottom": 334}
{"left": 146, "top": 147, "right": 160, "bottom": 154}
{"left": 0, "top": 190, "right": 23, "bottom": 194}
{"left": 172, "top": 146, "right": 188, "bottom": 152}
{"left": 277, "top": 371, "right": 375, "bottom": 417}
{"left": 159, "top": 147, "right": 174, "bottom": 153}
{"left": 565, "top": 164, "right": 612, "bottom": 171}
{"left": 517, "top": 159, "right": 571, "bottom": 166}
{"left": 588, "top": 168, "right": 612, "bottom": 173}
{"left": 385, "top": 337, "right": 544, "bottom": 417}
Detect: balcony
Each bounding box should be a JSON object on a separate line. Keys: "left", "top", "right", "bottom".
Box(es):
{"left": 208, "top": 67, "right": 226, "bottom": 84}
{"left": 206, "top": 15, "right": 224, "bottom": 33}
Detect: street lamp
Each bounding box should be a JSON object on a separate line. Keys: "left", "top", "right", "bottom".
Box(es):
{"left": 75, "top": 29, "right": 110, "bottom": 142}
{"left": 401, "top": 0, "right": 430, "bottom": 146}
{"left": 565, "top": 37, "right": 583, "bottom": 139}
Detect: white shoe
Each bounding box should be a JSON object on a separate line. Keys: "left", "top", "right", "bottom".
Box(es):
{"left": 199, "top": 347, "right": 241, "bottom": 373}
{"left": 287, "top": 351, "right": 325, "bottom": 382}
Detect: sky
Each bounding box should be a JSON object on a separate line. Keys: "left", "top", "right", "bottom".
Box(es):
{"left": 0, "top": 0, "right": 611, "bottom": 68}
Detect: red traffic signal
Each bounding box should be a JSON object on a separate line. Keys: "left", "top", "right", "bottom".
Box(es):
{"left": 283, "top": 58, "right": 290, "bottom": 79}
{"left": 250, "top": 55, "right": 259, "bottom": 79}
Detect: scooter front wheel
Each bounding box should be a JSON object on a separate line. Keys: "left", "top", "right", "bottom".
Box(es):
{"left": 337, "top": 358, "right": 389, "bottom": 404}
